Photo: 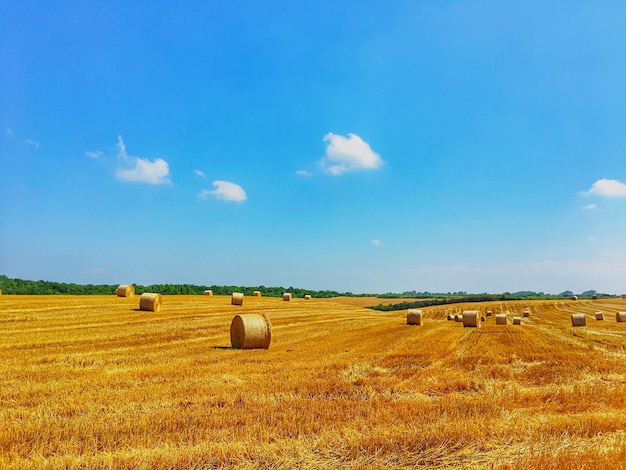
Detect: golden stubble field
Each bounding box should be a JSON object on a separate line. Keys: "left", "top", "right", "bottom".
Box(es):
{"left": 1, "top": 295, "right": 626, "bottom": 469}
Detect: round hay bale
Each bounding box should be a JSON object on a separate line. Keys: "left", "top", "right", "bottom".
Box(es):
{"left": 486, "top": 310, "right": 492, "bottom": 317}
{"left": 203, "top": 290, "right": 213, "bottom": 296}
{"left": 592, "top": 295, "right": 598, "bottom": 300}
{"left": 462, "top": 310, "right": 480, "bottom": 328}
{"left": 571, "top": 295, "right": 578, "bottom": 301}
{"left": 512, "top": 317, "right": 522, "bottom": 325}
{"left": 454, "top": 314, "right": 463, "bottom": 322}
{"left": 447, "top": 314, "right": 454, "bottom": 321}
{"left": 571, "top": 313, "right": 586, "bottom": 327}
{"left": 480, "top": 316, "right": 486, "bottom": 322}
{"left": 595, "top": 312, "right": 604, "bottom": 321}
{"left": 252, "top": 291, "right": 262, "bottom": 297}
{"left": 283, "top": 293, "right": 292, "bottom": 301}
{"left": 231, "top": 292, "right": 244, "bottom": 306}
{"left": 116, "top": 284, "right": 135, "bottom": 297}
{"left": 622, "top": 294, "right": 626, "bottom": 299}
{"left": 406, "top": 309, "right": 423, "bottom": 326}
{"left": 616, "top": 312, "right": 626, "bottom": 323}
{"left": 230, "top": 313, "right": 272, "bottom": 349}
{"left": 139, "top": 293, "right": 162, "bottom": 312}
{"left": 523, "top": 310, "right": 530, "bottom": 318}
{"left": 304, "top": 294, "right": 312, "bottom": 300}
{"left": 495, "top": 314, "right": 507, "bottom": 325}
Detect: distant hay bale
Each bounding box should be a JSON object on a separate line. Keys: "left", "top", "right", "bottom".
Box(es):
{"left": 480, "top": 316, "right": 486, "bottom": 322}
{"left": 595, "top": 312, "right": 604, "bottom": 321}
{"left": 512, "top": 317, "right": 522, "bottom": 325}
{"left": 116, "top": 284, "right": 135, "bottom": 297}
{"left": 462, "top": 310, "right": 480, "bottom": 328}
{"left": 592, "top": 295, "right": 598, "bottom": 300}
{"left": 283, "top": 293, "right": 292, "bottom": 301}
{"left": 571, "top": 313, "right": 586, "bottom": 327}
{"left": 230, "top": 313, "right": 272, "bottom": 349}
{"left": 571, "top": 295, "right": 578, "bottom": 301}
{"left": 454, "top": 314, "right": 463, "bottom": 322}
{"left": 139, "top": 293, "right": 162, "bottom": 312}
{"left": 231, "top": 292, "right": 244, "bottom": 306}
{"left": 447, "top": 314, "right": 454, "bottom": 321}
{"left": 486, "top": 310, "right": 492, "bottom": 317}
{"left": 495, "top": 314, "right": 507, "bottom": 325}
{"left": 523, "top": 310, "right": 530, "bottom": 318}
{"left": 252, "top": 291, "right": 261, "bottom": 297}
{"left": 406, "top": 309, "right": 423, "bottom": 326}
{"left": 304, "top": 294, "right": 312, "bottom": 300}
{"left": 0, "top": 289, "right": 2, "bottom": 296}
{"left": 616, "top": 312, "right": 626, "bottom": 322}
{"left": 203, "top": 290, "right": 213, "bottom": 296}
{"left": 622, "top": 294, "right": 626, "bottom": 299}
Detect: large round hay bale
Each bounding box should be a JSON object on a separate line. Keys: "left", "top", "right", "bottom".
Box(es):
{"left": 203, "top": 290, "right": 213, "bottom": 296}
{"left": 512, "top": 317, "right": 522, "bottom": 325}
{"left": 462, "top": 310, "right": 480, "bottom": 328}
{"left": 523, "top": 310, "right": 530, "bottom": 318}
{"left": 230, "top": 313, "right": 272, "bottom": 349}
{"left": 231, "top": 292, "right": 244, "bottom": 306}
{"left": 595, "top": 312, "right": 604, "bottom": 321}
{"left": 571, "top": 313, "right": 586, "bottom": 327}
{"left": 495, "top": 314, "right": 507, "bottom": 325}
{"left": 406, "top": 309, "right": 423, "bottom": 326}
{"left": 139, "top": 293, "right": 162, "bottom": 312}
{"left": 252, "top": 291, "right": 261, "bottom": 297}
{"left": 616, "top": 312, "right": 626, "bottom": 322}
{"left": 304, "top": 294, "right": 312, "bottom": 300}
{"left": 283, "top": 293, "right": 292, "bottom": 301}
{"left": 116, "top": 284, "right": 135, "bottom": 297}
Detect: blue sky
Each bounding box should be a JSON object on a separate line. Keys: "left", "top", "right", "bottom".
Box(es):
{"left": 2, "top": 1, "right": 626, "bottom": 294}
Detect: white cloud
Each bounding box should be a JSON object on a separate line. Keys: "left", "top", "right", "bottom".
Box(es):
{"left": 318, "top": 132, "right": 383, "bottom": 176}
{"left": 371, "top": 239, "right": 382, "bottom": 246}
{"left": 115, "top": 135, "right": 171, "bottom": 185}
{"left": 25, "top": 138, "right": 40, "bottom": 148}
{"left": 582, "top": 203, "right": 597, "bottom": 210}
{"left": 85, "top": 150, "right": 103, "bottom": 160}
{"left": 296, "top": 169, "right": 312, "bottom": 177}
{"left": 584, "top": 178, "right": 626, "bottom": 197}
{"left": 198, "top": 180, "right": 247, "bottom": 203}
{"left": 194, "top": 170, "right": 205, "bottom": 177}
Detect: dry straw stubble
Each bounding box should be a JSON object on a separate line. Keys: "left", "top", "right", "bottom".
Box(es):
{"left": 230, "top": 313, "right": 272, "bottom": 349}
{"left": 139, "top": 293, "right": 162, "bottom": 312}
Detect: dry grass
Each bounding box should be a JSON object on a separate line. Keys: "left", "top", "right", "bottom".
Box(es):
{"left": 1, "top": 295, "right": 626, "bottom": 468}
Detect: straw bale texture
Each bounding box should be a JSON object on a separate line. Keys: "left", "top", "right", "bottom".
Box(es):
{"left": 462, "top": 310, "right": 480, "bottom": 328}
{"left": 495, "top": 314, "right": 507, "bottom": 325}
{"left": 595, "top": 312, "right": 604, "bottom": 321}
{"left": 230, "top": 313, "right": 272, "bottom": 349}
{"left": 139, "top": 293, "right": 162, "bottom": 312}
{"left": 231, "top": 292, "right": 244, "bottom": 306}
{"left": 616, "top": 312, "right": 626, "bottom": 322}
{"left": 252, "top": 291, "right": 261, "bottom": 297}
{"left": 116, "top": 284, "right": 135, "bottom": 297}
{"left": 406, "top": 309, "right": 423, "bottom": 326}
{"left": 571, "top": 313, "right": 586, "bottom": 327}
{"left": 513, "top": 317, "right": 522, "bottom": 325}
{"left": 203, "top": 290, "right": 213, "bottom": 296}
{"left": 283, "top": 293, "right": 292, "bottom": 301}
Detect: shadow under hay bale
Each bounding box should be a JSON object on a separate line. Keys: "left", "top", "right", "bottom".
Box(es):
{"left": 462, "top": 310, "right": 480, "bottom": 328}
{"left": 571, "top": 313, "right": 586, "bottom": 327}
{"left": 139, "top": 293, "right": 162, "bottom": 312}
{"left": 116, "top": 284, "right": 135, "bottom": 297}
{"left": 230, "top": 313, "right": 272, "bottom": 349}
{"left": 231, "top": 292, "right": 244, "bottom": 306}
{"left": 406, "top": 309, "right": 423, "bottom": 326}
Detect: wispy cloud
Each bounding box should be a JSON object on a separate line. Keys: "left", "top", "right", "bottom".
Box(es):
{"left": 296, "top": 169, "right": 312, "bottom": 177}
{"left": 194, "top": 170, "right": 205, "bottom": 177}
{"left": 115, "top": 135, "right": 171, "bottom": 185}
{"left": 582, "top": 203, "right": 598, "bottom": 210}
{"left": 25, "top": 138, "right": 40, "bottom": 149}
{"left": 371, "top": 239, "right": 382, "bottom": 246}
{"left": 583, "top": 178, "right": 626, "bottom": 197}
{"left": 318, "top": 132, "right": 383, "bottom": 176}
{"left": 85, "top": 150, "right": 103, "bottom": 160}
{"left": 198, "top": 180, "right": 247, "bottom": 203}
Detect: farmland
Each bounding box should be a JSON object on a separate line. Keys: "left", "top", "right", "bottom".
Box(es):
{"left": 1, "top": 295, "right": 626, "bottom": 469}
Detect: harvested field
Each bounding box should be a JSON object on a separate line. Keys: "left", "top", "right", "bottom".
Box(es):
{"left": 1, "top": 295, "right": 626, "bottom": 468}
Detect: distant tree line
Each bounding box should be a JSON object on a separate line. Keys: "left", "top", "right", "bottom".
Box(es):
{"left": 0, "top": 275, "right": 347, "bottom": 298}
